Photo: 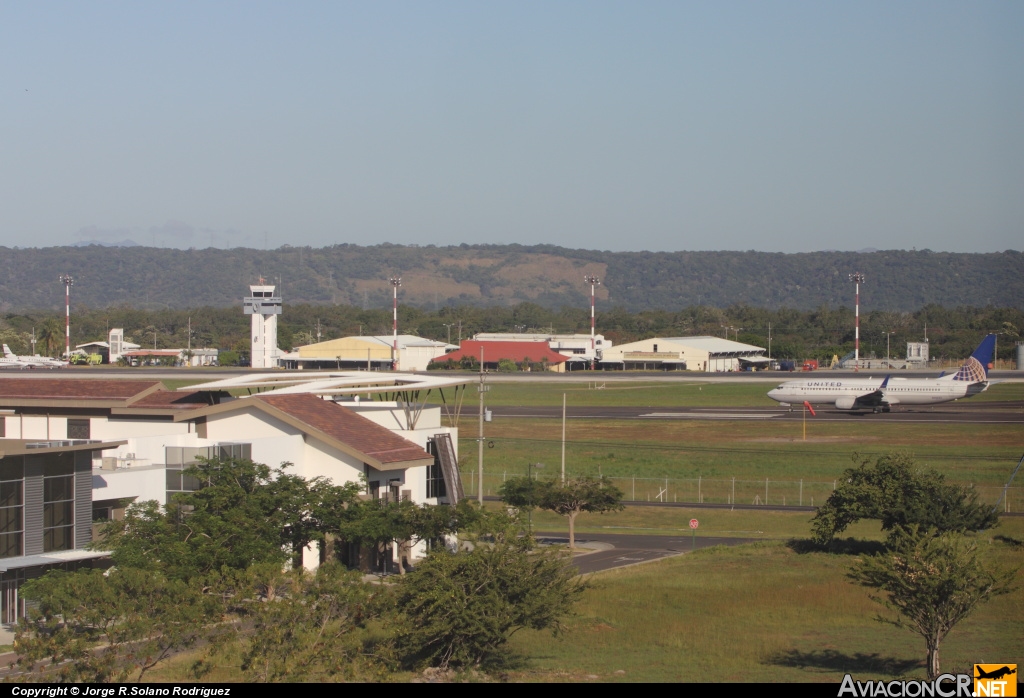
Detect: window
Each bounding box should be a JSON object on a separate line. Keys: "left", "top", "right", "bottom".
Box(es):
{"left": 165, "top": 444, "right": 250, "bottom": 502}
{"left": 427, "top": 461, "right": 447, "bottom": 499}
{"left": 67, "top": 419, "right": 90, "bottom": 440}
{"left": 43, "top": 453, "right": 74, "bottom": 552}
{"left": 0, "top": 459, "right": 23, "bottom": 559}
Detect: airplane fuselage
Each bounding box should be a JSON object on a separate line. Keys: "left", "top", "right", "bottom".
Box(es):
{"left": 767, "top": 376, "right": 985, "bottom": 410}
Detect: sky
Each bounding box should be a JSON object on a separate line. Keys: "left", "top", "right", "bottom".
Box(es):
{"left": 1, "top": 1, "right": 1021, "bottom": 253}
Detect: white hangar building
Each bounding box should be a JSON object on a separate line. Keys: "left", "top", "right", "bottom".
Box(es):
{"left": 599, "top": 336, "right": 768, "bottom": 372}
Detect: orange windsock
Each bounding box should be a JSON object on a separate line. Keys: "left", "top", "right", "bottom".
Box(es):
{"left": 803, "top": 401, "right": 816, "bottom": 417}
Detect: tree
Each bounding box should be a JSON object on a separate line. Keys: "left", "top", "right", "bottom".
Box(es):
{"left": 811, "top": 452, "right": 998, "bottom": 545}
{"left": 16, "top": 567, "right": 218, "bottom": 683}
{"left": 390, "top": 528, "right": 583, "bottom": 670}
{"left": 849, "top": 526, "right": 1015, "bottom": 679}
{"left": 233, "top": 563, "right": 379, "bottom": 682}
{"left": 521, "top": 475, "right": 624, "bottom": 550}
{"left": 37, "top": 317, "right": 63, "bottom": 357}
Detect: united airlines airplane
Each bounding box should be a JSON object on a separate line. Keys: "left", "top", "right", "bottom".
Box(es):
{"left": 766, "top": 334, "right": 995, "bottom": 412}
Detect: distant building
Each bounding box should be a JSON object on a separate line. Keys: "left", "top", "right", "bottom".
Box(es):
{"left": 907, "top": 341, "right": 929, "bottom": 365}
{"left": 472, "top": 332, "right": 611, "bottom": 366}
{"left": 599, "top": 336, "right": 768, "bottom": 371}
{"left": 281, "top": 335, "right": 454, "bottom": 372}
{"left": 432, "top": 340, "right": 569, "bottom": 372}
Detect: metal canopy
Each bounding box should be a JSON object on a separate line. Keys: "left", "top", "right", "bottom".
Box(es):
{"left": 179, "top": 372, "right": 475, "bottom": 431}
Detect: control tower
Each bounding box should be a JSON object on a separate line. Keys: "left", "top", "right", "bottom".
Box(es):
{"left": 244, "top": 280, "right": 282, "bottom": 368}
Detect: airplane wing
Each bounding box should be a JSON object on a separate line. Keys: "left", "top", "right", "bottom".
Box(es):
{"left": 854, "top": 376, "right": 892, "bottom": 408}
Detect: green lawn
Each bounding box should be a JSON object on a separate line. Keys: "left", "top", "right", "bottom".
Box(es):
{"left": 505, "top": 521, "right": 1024, "bottom": 682}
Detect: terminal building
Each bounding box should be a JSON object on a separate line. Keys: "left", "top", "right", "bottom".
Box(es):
{"left": 0, "top": 373, "right": 470, "bottom": 627}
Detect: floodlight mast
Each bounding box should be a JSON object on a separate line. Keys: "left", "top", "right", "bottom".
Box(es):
{"left": 585, "top": 275, "right": 600, "bottom": 370}
{"left": 849, "top": 272, "right": 865, "bottom": 370}
{"left": 59, "top": 274, "right": 74, "bottom": 359}
{"left": 389, "top": 277, "right": 401, "bottom": 370}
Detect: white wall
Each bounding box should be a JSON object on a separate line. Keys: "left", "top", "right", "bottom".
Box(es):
{"left": 204, "top": 406, "right": 303, "bottom": 441}
{"left": 92, "top": 465, "right": 167, "bottom": 505}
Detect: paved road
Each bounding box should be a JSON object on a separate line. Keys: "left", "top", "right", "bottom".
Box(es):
{"left": 536, "top": 531, "right": 760, "bottom": 575}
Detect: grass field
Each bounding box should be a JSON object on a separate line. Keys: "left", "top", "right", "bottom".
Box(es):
{"left": 504, "top": 522, "right": 1024, "bottom": 682}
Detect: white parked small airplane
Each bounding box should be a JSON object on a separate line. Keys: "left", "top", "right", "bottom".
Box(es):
{"left": 766, "top": 334, "right": 995, "bottom": 412}
{"left": 2, "top": 344, "right": 68, "bottom": 369}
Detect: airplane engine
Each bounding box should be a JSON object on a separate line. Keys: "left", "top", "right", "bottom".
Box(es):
{"left": 835, "top": 396, "right": 858, "bottom": 410}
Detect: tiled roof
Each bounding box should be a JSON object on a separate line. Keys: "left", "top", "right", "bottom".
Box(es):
{"left": 254, "top": 393, "right": 431, "bottom": 466}
{"left": 432, "top": 340, "right": 568, "bottom": 365}
{"left": 0, "top": 379, "right": 162, "bottom": 401}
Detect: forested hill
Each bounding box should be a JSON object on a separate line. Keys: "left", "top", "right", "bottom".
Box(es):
{"left": 1, "top": 244, "right": 1021, "bottom": 313}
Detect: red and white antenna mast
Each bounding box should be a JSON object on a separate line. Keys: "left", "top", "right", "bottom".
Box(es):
{"left": 585, "top": 275, "right": 601, "bottom": 370}
{"left": 59, "top": 274, "right": 74, "bottom": 359}
{"left": 849, "top": 272, "right": 865, "bottom": 371}
{"left": 389, "top": 276, "right": 402, "bottom": 370}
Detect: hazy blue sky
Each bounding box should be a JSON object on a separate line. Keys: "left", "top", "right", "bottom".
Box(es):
{"left": 2, "top": 1, "right": 1021, "bottom": 252}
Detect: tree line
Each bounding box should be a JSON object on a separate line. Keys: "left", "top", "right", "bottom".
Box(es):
{"left": 0, "top": 245, "right": 1022, "bottom": 312}
{"left": 2, "top": 301, "right": 1022, "bottom": 364}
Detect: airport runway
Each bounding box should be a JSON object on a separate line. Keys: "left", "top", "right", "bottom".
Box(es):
{"left": 475, "top": 403, "right": 1024, "bottom": 424}
{"left": 536, "top": 531, "right": 759, "bottom": 575}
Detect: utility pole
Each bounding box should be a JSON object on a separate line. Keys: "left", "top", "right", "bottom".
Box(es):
{"left": 478, "top": 346, "right": 485, "bottom": 504}
{"left": 849, "top": 272, "right": 865, "bottom": 371}
{"left": 561, "top": 393, "right": 567, "bottom": 483}
{"left": 389, "top": 277, "right": 401, "bottom": 370}
{"left": 585, "top": 275, "right": 600, "bottom": 370}
{"left": 59, "top": 275, "right": 73, "bottom": 359}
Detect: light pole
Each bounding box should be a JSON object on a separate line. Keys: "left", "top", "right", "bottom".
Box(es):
{"left": 884, "top": 331, "right": 894, "bottom": 367}
{"left": 59, "top": 275, "right": 74, "bottom": 359}
{"left": 849, "top": 272, "right": 865, "bottom": 370}
{"left": 585, "top": 276, "right": 600, "bottom": 370}
{"left": 389, "top": 277, "right": 401, "bottom": 370}
{"left": 526, "top": 462, "right": 544, "bottom": 533}
{"left": 443, "top": 323, "right": 454, "bottom": 344}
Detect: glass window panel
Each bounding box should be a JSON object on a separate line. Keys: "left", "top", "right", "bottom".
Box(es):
{"left": 0, "top": 458, "right": 23, "bottom": 482}
{"left": 43, "top": 453, "right": 74, "bottom": 477}
{"left": 44, "top": 476, "right": 74, "bottom": 503}
{"left": 43, "top": 526, "right": 73, "bottom": 552}
{"left": 165, "top": 447, "right": 183, "bottom": 466}
{"left": 0, "top": 532, "right": 22, "bottom": 558}
{"left": 182, "top": 475, "right": 202, "bottom": 492}
{"left": 0, "top": 507, "right": 22, "bottom": 535}
{"left": 0, "top": 482, "right": 21, "bottom": 508}
{"left": 44, "top": 501, "right": 74, "bottom": 528}
{"left": 166, "top": 471, "right": 182, "bottom": 491}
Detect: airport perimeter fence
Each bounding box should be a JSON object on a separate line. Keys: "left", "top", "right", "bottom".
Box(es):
{"left": 463, "top": 471, "right": 1024, "bottom": 513}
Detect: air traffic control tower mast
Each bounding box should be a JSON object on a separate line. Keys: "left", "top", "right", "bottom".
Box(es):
{"left": 244, "top": 280, "right": 282, "bottom": 368}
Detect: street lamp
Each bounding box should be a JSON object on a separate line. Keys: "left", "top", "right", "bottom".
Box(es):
{"left": 883, "top": 331, "right": 894, "bottom": 367}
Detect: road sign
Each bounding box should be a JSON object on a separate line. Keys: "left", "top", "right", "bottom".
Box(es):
{"left": 689, "top": 519, "right": 699, "bottom": 529}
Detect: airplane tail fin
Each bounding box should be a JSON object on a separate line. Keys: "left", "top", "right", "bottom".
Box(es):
{"left": 2, "top": 344, "right": 14, "bottom": 359}
{"left": 951, "top": 334, "right": 996, "bottom": 382}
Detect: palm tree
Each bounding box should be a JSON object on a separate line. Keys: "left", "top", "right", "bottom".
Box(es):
{"left": 38, "top": 317, "right": 64, "bottom": 357}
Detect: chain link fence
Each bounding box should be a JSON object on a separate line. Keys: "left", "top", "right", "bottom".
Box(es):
{"left": 463, "top": 471, "right": 1023, "bottom": 513}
